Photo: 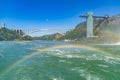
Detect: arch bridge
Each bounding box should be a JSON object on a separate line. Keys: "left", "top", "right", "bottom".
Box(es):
{"left": 10, "top": 12, "right": 109, "bottom": 38}
{"left": 12, "top": 28, "right": 71, "bottom": 37}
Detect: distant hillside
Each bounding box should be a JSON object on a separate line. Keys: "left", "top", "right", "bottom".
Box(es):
{"left": 33, "top": 33, "right": 64, "bottom": 40}
{"left": 38, "top": 14, "right": 120, "bottom": 43}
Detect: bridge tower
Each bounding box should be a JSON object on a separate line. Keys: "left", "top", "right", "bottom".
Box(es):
{"left": 86, "top": 12, "right": 93, "bottom": 38}
{"left": 80, "top": 12, "right": 109, "bottom": 38}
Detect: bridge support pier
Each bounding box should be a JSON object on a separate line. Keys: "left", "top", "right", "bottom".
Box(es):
{"left": 80, "top": 12, "right": 109, "bottom": 38}
{"left": 86, "top": 12, "right": 93, "bottom": 38}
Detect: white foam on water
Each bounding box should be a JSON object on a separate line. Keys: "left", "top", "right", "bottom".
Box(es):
{"left": 50, "top": 49, "right": 64, "bottom": 54}
{"left": 47, "top": 48, "right": 120, "bottom": 66}
{"left": 66, "top": 55, "right": 73, "bottom": 58}
{"left": 53, "top": 78, "right": 57, "bottom": 80}
{"left": 59, "top": 60, "right": 66, "bottom": 63}
{"left": 85, "top": 74, "right": 100, "bottom": 80}
{"left": 52, "top": 76, "right": 64, "bottom": 80}
{"left": 71, "top": 67, "right": 101, "bottom": 80}
{"left": 59, "top": 54, "right": 83, "bottom": 59}
{"left": 110, "top": 42, "right": 120, "bottom": 45}
{"left": 82, "top": 53, "right": 120, "bottom": 65}
{"left": 101, "top": 69, "right": 109, "bottom": 72}
{"left": 98, "top": 64, "right": 109, "bottom": 68}
{"left": 95, "top": 42, "right": 120, "bottom": 45}
{"left": 74, "top": 48, "right": 81, "bottom": 53}
{"left": 50, "top": 50, "right": 95, "bottom": 59}
{"left": 103, "top": 56, "right": 120, "bottom": 64}
{"left": 14, "top": 41, "right": 32, "bottom": 44}
{"left": 48, "top": 49, "right": 83, "bottom": 59}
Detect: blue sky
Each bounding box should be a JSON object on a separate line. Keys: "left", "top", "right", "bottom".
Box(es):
{"left": 0, "top": 0, "right": 120, "bottom": 36}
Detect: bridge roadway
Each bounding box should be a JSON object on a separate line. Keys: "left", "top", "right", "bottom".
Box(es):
{"left": 11, "top": 28, "right": 72, "bottom": 37}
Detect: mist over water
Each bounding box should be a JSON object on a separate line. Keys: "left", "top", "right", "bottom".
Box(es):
{"left": 0, "top": 40, "right": 120, "bottom": 80}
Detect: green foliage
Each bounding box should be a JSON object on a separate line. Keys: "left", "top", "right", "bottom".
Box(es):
{"left": 35, "top": 34, "right": 56, "bottom": 40}
{"left": 20, "top": 35, "right": 33, "bottom": 40}
{"left": 0, "top": 27, "right": 25, "bottom": 41}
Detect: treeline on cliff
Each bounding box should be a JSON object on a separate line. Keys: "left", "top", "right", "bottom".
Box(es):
{"left": 33, "top": 34, "right": 56, "bottom": 40}
{"left": 0, "top": 27, "right": 21, "bottom": 41}
{"left": 0, "top": 27, "right": 32, "bottom": 41}
{"left": 38, "top": 14, "right": 120, "bottom": 43}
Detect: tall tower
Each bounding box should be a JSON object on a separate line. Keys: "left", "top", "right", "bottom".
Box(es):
{"left": 1, "top": 22, "right": 5, "bottom": 28}
{"left": 79, "top": 12, "right": 109, "bottom": 38}
{"left": 86, "top": 12, "right": 94, "bottom": 38}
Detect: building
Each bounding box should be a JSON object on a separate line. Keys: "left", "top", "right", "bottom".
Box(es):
{"left": 1, "top": 22, "right": 5, "bottom": 28}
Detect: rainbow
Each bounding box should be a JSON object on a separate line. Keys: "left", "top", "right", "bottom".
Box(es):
{"left": 0, "top": 44, "right": 120, "bottom": 77}
{"left": 101, "top": 30, "right": 120, "bottom": 38}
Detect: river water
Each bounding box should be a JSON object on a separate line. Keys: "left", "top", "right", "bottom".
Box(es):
{"left": 0, "top": 40, "right": 120, "bottom": 80}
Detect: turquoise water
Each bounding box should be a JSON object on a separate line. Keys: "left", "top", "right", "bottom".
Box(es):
{"left": 0, "top": 40, "right": 120, "bottom": 80}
